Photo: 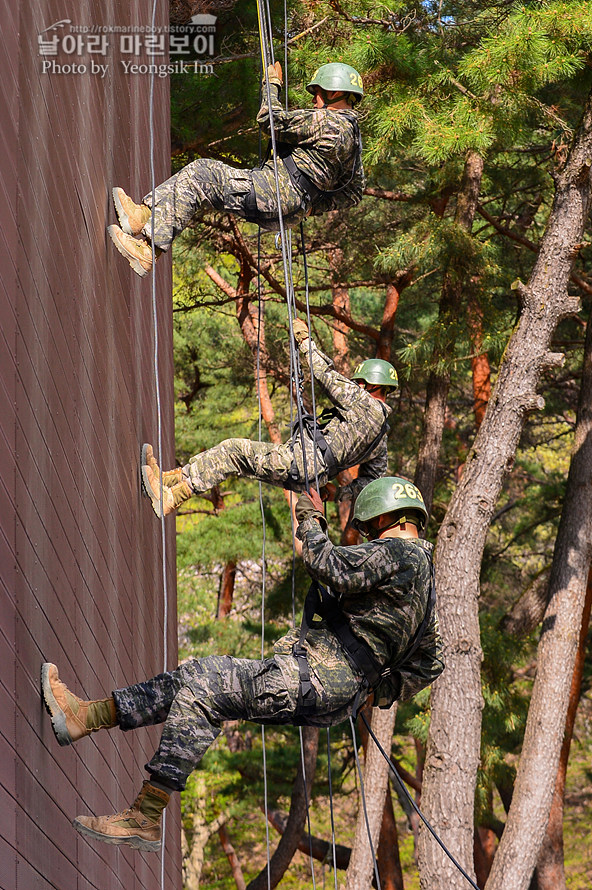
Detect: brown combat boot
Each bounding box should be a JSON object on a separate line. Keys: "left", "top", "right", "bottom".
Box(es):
{"left": 112, "top": 187, "right": 152, "bottom": 235}
{"left": 141, "top": 460, "right": 193, "bottom": 519}
{"left": 41, "top": 663, "right": 117, "bottom": 747}
{"left": 108, "top": 225, "right": 159, "bottom": 278}
{"left": 141, "top": 443, "right": 184, "bottom": 490}
{"left": 73, "top": 781, "right": 169, "bottom": 852}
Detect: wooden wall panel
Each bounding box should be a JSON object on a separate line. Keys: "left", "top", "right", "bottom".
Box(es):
{"left": 1, "top": 1, "right": 182, "bottom": 888}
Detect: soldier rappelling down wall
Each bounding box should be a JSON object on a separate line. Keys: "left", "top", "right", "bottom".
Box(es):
{"left": 108, "top": 62, "right": 365, "bottom": 277}
{"left": 140, "top": 319, "right": 399, "bottom": 518}
{"left": 41, "top": 478, "right": 443, "bottom": 854}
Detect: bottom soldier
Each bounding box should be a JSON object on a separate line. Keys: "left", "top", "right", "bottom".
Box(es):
{"left": 41, "top": 478, "right": 443, "bottom": 852}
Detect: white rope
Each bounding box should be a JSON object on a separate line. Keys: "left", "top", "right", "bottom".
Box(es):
{"left": 147, "top": 0, "right": 168, "bottom": 884}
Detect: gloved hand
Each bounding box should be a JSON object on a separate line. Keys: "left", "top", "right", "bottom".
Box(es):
{"left": 266, "top": 61, "right": 283, "bottom": 87}
{"left": 319, "top": 483, "right": 337, "bottom": 502}
{"left": 292, "top": 318, "right": 309, "bottom": 345}
{"left": 295, "top": 489, "right": 327, "bottom": 529}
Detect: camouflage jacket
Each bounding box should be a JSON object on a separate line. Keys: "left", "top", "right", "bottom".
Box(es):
{"left": 299, "top": 339, "right": 390, "bottom": 488}
{"left": 257, "top": 84, "right": 365, "bottom": 214}
{"left": 294, "top": 521, "right": 445, "bottom": 702}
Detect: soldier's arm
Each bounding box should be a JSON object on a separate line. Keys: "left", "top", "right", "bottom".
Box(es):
{"left": 299, "top": 339, "right": 369, "bottom": 411}
{"left": 309, "top": 164, "right": 366, "bottom": 215}
{"left": 296, "top": 518, "right": 394, "bottom": 594}
{"left": 257, "top": 87, "right": 325, "bottom": 144}
{"left": 356, "top": 440, "right": 388, "bottom": 485}
{"left": 397, "top": 615, "right": 445, "bottom": 701}
{"left": 336, "top": 443, "right": 388, "bottom": 506}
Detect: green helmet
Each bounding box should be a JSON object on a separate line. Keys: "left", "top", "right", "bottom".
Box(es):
{"left": 352, "top": 477, "right": 428, "bottom": 532}
{"left": 306, "top": 63, "right": 364, "bottom": 102}
{"left": 352, "top": 359, "right": 398, "bottom": 389}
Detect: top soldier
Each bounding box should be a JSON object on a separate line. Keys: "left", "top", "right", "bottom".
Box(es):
{"left": 140, "top": 318, "right": 397, "bottom": 518}
{"left": 41, "top": 477, "right": 443, "bottom": 853}
{"left": 108, "top": 61, "right": 365, "bottom": 277}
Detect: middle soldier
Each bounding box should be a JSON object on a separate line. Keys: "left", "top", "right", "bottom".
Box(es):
{"left": 141, "top": 319, "right": 398, "bottom": 518}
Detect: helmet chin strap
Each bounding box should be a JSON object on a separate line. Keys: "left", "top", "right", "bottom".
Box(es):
{"left": 361, "top": 514, "right": 421, "bottom": 540}
{"left": 319, "top": 88, "right": 347, "bottom": 108}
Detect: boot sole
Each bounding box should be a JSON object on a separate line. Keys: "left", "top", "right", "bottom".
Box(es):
{"left": 73, "top": 817, "right": 161, "bottom": 852}
{"left": 140, "top": 444, "right": 151, "bottom": 501}
{"left": 112, "top": 187, "right": 142, "bottom": 237}
{"left": 107, "top": 226, "right": 151, "bottom": 278}
{"left": 41, "top": 663, "right": 73, "bottom": 747}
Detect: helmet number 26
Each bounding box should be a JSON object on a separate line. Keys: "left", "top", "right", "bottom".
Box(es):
{"left": 392, "top": 482, "right": 423, "bottom": 502}
{"left": 349, "top": 72, "right": 363, "bottom": 89}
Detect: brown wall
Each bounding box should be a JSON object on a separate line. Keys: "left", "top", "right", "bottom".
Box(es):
{"left": 1, "top": 2, "right": 181, "bottom": 888}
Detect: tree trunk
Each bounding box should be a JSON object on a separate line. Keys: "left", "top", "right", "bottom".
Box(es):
{"left": 419, "top": 89, "right": 592, "bottom": 890}
{"left": 486, "top": 296, "right": 592, "bottom": 890}
{"left": 500, "top": 568, "right": 551, "bottom": 637}
{"left": 530, "top": 568, "right": 592, "bottom": 890}
{"left": 415, "top": 151, "right": 484, "bottom": 513}
{"left": 329, "top": 240, "right": 351, "bottom": 376}
{"left": 377, "top": 789, "right": 405, "bottom": 890}
{"left": 346, "top": 704, "right": 398, "bottom": 890}
{"left": 219, "top": 824, "right": 247, "bottom": 890}
{"left": 377, "top": 273, "right": 412, "bottom": 360}
{"left": 266, "top": 809, "right": 352, "bottom": 870}
{"left": 414, "top": 369, "right": 451, "bottom": 515}
{"left": 468, "top": 296, "right": 491, "bottom": 429}
{"left": 247, "top": 726, "right": 319, "bottom": 890}
{"left": 217, "top": 560, "right": 237, "bottom": 618}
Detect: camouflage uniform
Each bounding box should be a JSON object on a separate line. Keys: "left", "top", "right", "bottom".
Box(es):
{"left": 113, "top": 644, "right": 362, "bottom": 791}
{"left": 184, "top": 339, "right": 390, "bottom": 495}
{"left": 295, "top": 518, "right": 445, "bottom": 704}
{"left": 141, "top": 83, "right": 364, "bottom": 248}
{"left": 111, "top": 523, "right": 442, "bottom": 792}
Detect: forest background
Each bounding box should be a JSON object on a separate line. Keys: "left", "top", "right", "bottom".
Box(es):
{"left": 162, "top": 1, "right": 592, "bottom": 888}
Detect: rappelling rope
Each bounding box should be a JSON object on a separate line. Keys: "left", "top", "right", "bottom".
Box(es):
{"left": 254, "top": 2, "right": 321, "bottom": 885}
{"left": 147, "top": 0, "right": 168, "bottom": 885}
{"left": 255, "top": 0, "right": 312, "bottom": 494}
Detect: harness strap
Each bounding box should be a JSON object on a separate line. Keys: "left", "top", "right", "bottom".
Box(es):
{"left": 284, "top": 410, "right": 389, "bottom": 491}
{"left": 293, "top": 557, "right": 437, "bottom": 723}
{"left": 282, "top": 154, "right": 323, "bottom": 203}
{"left": 274, "top": 112, "right": 363, "bottom": 203}
{"left": 292, "top": 581, "right": 382, "bottom": 723}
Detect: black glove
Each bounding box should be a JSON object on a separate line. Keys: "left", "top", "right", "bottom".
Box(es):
{"left": 295, "top": 492, "right": 327, "bottom": 530}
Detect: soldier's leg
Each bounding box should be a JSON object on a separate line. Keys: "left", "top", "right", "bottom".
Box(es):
{"left": 185, "top": 438, "right": 295, "bottom": 494}
{"left": 113, "top": 661, "right": 202, "bottom": 730}
{"left": 145, "top": 655, "right": 299, "bottom": 791}
{"left": 142, "top": 159, "right": 252, "bottom": 251}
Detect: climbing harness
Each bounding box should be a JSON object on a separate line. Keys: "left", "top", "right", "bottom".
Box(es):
{"left": 293, "top": 558, "right": 437, "bottom": 724}
{"left": 277, "top": 114, "right": 363, "bottom": 204}
{"left": 283, "top": 406, "right": 390, "bottom": 492}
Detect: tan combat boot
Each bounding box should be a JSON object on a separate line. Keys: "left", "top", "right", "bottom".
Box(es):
{"left": 73, "top": 780, "right": 169, "bottom": 852}
{"left": 108, "top": 225, "right": 159, "bottom": 278}
{"left": 41, "top": 663, "right": 117, "bottom": 746}
{"left": 141, "top": 459, "right": 193, "bottom": 519}
{"left": 112, "top": 187, "right": 152, "bottom": 235}
{"left": 141, "top": 443, "right": 184, "bottom": 489}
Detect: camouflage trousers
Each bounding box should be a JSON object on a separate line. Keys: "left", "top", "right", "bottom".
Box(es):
{"left": 112, "top": 650, "right": 363, "bottom": 791}
{"left": 142, "top": 158, "right": 309, "bottom": 249}
{"left": 184, "top": 436, "right": 330, "bottom": 495}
